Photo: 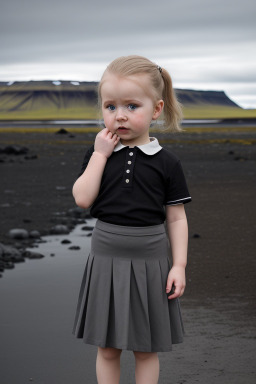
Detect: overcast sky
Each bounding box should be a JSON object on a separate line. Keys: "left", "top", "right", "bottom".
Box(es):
{"left": 1, "top": 0, "right": 256, "bottom": 108}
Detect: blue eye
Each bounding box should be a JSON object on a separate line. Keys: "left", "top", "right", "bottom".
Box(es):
{"left": 128, "top": 104, "right": 137, "bottom": 111}
{"left": 107, "top": 104, "right": 115, "bottom": 111}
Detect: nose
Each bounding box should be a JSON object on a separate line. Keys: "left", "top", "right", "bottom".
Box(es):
{"left": 116, "top": 107, "right": 127, "bottom": 121}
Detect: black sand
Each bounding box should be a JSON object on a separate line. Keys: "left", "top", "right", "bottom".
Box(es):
{"left": 0, "top": 127, "right": 256, "bottom": 383}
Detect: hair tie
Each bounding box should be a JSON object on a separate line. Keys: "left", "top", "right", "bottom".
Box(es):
{"left": 157, "top": 65, "right": 162, "bottom": 74}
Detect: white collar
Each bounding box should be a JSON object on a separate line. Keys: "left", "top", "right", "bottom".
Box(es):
{"left": 113, "top": 137, "right": 162, "bottom": 155}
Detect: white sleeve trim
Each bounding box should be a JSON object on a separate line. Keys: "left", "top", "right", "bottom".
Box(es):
{"left": 166, "top": 196, "right": 191, "bottom": 205}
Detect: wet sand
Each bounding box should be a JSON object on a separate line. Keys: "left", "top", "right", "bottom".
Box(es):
{"left": 0, "top": 128, "right": 256, "bottom": 383}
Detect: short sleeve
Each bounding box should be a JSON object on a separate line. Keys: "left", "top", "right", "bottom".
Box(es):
{"left": 165, "top": 160, "right": 192, "bottom": 205}
{"left": 75, "top": 145, "right": 94, "bottom": 180}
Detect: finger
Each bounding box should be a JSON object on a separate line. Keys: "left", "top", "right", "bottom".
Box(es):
{"left": 167, "top": 285, "right": 182, "bottom": 299}
{"left": 167, "top": 292, "right": 179, "bottom": 299}
{"left": 98, "top": 128, "right": 108, "bottom": 137}
{"left": 166, "top": 279, "right": 174, "bottom": 293}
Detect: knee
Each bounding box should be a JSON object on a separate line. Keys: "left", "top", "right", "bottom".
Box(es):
{"left": 98, "top": 346, "right": 122, "bottom": 360}
{"left": 133, "top": 351, "right": 157, "bottom": 361}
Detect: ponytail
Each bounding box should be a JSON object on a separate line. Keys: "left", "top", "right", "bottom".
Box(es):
{"left": 160, "top": 68, "right": 183, "bottom": 132}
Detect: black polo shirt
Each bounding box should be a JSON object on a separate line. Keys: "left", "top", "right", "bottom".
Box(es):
{"left": 76, "top": 137, "right": 191, "bottom": 226}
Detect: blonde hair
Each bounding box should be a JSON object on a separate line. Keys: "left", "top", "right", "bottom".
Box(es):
{"left": 98, "top": 55, "right": 183, "bottom": 132}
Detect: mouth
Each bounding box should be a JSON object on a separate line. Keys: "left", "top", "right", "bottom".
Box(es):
{"left": 117, "top": 127, "right": 129, "bottom": 133}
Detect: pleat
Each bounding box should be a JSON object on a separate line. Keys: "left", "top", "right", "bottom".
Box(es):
{"left": 165, "top": 256, "right": 185, "bottom": 343}
{"left": 146, "top": 258, "right": 173, "bottom": 351}
{"left": 83, "top": 254, "right": 113, "bottom": 345}
{"left": 73, "top": 253, "right": 94, "bottom": 337}
{"left": 129, "top": 259, "right": 151, "bottom": 351}
{"left": 112, "top": 257, "right": 131, "bottom": 347}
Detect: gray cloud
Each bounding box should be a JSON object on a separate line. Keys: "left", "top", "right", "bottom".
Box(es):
{"left": 1, "top": 0, "right": 256, "bottom": 107}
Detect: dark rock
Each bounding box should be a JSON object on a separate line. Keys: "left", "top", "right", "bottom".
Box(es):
{"left": 67, "top": 207, "right": 92, "bottom": 219}
{"left": 29, "top": 230, "right": 41, "bottom": 239}
{"left": 50, "top": 253, "right": 55, "bottom": 257}
{"left": 50, "top": 225, "right": 69, "bottom": 234}
{"left": 23, "top": 218, "right": 32, "bottom": 223}
{"left": 22, "top": 250, "right": 44, "bottom": 259}
{"left": 11, "top": 255, "right": 26, "bottom": 263}
{"left": 0, "top": 243, "right": 23, "bottom": 258}
{"left": 8, "top": 228, "right": 29, "bottom": 239}
{"left": 24, "top": 154, "right": 38, "bottom": 160}
{"left": 61, "top": 239, "right": 71, "bottom": 244}
{"left": 82, "top": 225, "right": 94, "bottom": 231}
{"left": 69, "top": 134, "right": 75, "bottom": 138}
{"left": 37, "top": 239, "right": 47, "bottom": 243}
{"left": 1, "top": 254, "right": 11, "bottom": 262}
{"left": 0, "top": 145, "right": 29, "bottom": 155}
{"left": 67, "top": 207, "right": 85, "bottom": 218}
{"left": 228, "top": 150, "right": 234, "bottom": 155}
{"left": 55, "top": 128, "right": 68, "bottom": 134}
{"left": 4, "top": 262, "right": 15, "bottom": 269}
{"left": 192, "top": 233, "right": 201, "bottom": 238}
{"left": 86, "top": 233, "right": 92, "bottom": 237}
{"left": 68, "top": 246, "right": 81, "bottom": 250}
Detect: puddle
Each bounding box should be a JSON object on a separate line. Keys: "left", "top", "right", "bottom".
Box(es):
{"left": 28, "top": 218, "right": 97, "bottom": 258}
{"left": 0, "top": 218, "right": 96, "bottom": 281}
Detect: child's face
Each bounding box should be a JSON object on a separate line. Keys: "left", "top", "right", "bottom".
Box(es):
{"left": 100, "top": 73, "right": 163, "bottom": 147}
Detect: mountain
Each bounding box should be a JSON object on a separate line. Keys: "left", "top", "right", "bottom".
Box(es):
{"left": 175, "top": 88, "right": 239, "bottom": 108}
{"left": 0, "top": 80, "right": 241, "bottom": 120}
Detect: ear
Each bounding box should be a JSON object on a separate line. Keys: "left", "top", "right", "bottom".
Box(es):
{"left": 152, "top": 100, "right": 164, "bottom": 120}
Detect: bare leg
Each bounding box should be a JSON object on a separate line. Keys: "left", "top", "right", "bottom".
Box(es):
{"left": 133, "top": 351, "right": 159, "bottom": 384}
{"left": 96, "top": 346, "right": 122, "bottom": 384}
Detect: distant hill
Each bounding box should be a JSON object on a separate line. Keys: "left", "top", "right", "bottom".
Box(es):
{"left": 175, "top": 88, "right": 239, "bottom": 108}
{"left": 0, "top": 80, "right": 244, "bottom": 120}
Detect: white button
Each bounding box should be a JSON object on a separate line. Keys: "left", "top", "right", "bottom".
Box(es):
{"left": 129, "top": 152, "right": 133, "bottom": 156}
{"left": 128, "top": 161, "right": 132, "bottom": 164}
{"left": 125, "top": 179, "right": 129, "bottom": 183}
{"left": 126, "top": 170, "right": 130, "bottom": 173}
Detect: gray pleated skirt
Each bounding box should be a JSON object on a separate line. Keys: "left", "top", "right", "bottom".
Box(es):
{"left": 72, "top": 219, "right": 185, "bottom": 352}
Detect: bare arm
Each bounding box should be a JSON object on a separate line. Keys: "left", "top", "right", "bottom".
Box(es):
{"left": 72, "top": 128, "right": 120, "bottom": 209}
{"left": 165, "top": 204, "right": 188, "bottom": 299}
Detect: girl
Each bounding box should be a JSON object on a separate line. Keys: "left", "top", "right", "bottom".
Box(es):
{"left": 72, "top": 55, "right": 191, "bottom": 384}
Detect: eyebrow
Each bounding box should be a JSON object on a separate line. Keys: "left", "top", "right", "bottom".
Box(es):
{"left": 103, "top": 98, "right": 141, "bottom": 104}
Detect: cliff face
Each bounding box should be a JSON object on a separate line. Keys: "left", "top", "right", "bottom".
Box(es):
{"left": 175, "top": 89, "right": 239, "bottom": 108}
{"left": 0, "top": 80, "right": 239, "bottom": 113}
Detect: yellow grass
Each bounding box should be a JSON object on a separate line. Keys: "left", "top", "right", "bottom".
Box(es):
{"left": 182, "top": 106, "right": 256, "bottom": 119}
{"left": 0, "top": 107, "right": 99, "bottom": 120}
{"left": 1, "top": 105, "right": 256, "bottom": 121}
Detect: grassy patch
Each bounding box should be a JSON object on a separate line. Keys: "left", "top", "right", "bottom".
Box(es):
{"left": 0, "top": 106, "right": 99, "bottom": 120}
{"left": 1, "top": 105, "right": 256, "bottom": 121}
{"left": 182, "top": 106, "right": 256, "bottom": 119}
